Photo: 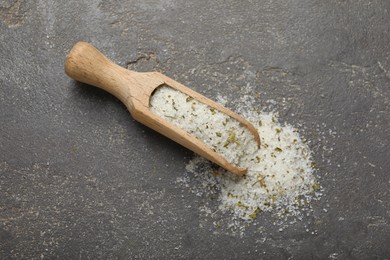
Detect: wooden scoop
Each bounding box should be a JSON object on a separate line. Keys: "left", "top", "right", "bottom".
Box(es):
{"left": 64, "top": 42, "right": 260, "bottom": 175}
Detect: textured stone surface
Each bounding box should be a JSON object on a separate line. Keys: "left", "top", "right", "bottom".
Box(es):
{"left": 1, "top": 0, "right": 389, "bottom": 259}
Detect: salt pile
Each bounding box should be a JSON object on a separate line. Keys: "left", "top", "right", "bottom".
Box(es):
{"left": 150, "top": 86, "right": 258, "bottom": 167}
{"left": 150, "top": 85, "right": 321, "bottom": 223}
{"left": 184, "top": 111, "right": 320, "bottom": 221}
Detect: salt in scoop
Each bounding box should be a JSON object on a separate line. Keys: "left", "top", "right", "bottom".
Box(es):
{"left": 64, "top": 42, "right": 260, "bottom": 175}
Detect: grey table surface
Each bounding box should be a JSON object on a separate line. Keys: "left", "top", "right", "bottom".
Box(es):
{"left": 1, "top": 0, "right": 390, "bottom": 259}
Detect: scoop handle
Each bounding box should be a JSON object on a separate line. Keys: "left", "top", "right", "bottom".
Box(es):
{"left": 64, "top": 42, "right": 135, "bottom": 104}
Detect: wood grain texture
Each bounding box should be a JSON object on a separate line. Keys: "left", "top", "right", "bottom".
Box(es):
{"left": 64, "top": 42, "right": 261, "bottom": 175}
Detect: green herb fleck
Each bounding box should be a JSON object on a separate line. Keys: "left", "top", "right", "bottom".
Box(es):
{"left": 171, "top": 99, "right": 178, "bottom": 111}
{"left": 249, "top": 208, "right": 261, "bottom": 219}
{"left": 311, "top": 161, "right": 318, "bottom": 169}
{"left": 297, "top": 195, "right": 302, "bottom": 207}
{"left": 227, "top": 192, "right": 238, "bottom": 198}
{"left": 224, "top": 131, "right": 237, "bottom": 147}
{"left": 228, "top": 132, "right": 236, "bottom": 142}
{"left": 312, "top": 183, "right": 321, "bottom": 191}
{"left": 186, "top": 96, "right": 194, "bottom": 102}
{"left": 275, "top": 147, "right": 283, "bottom": 152}
{"left": 237, "top": 201, "right": 249, "bottom": 209}
{"left": 196, "top": 127, "right": 203, "bottom": 133}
